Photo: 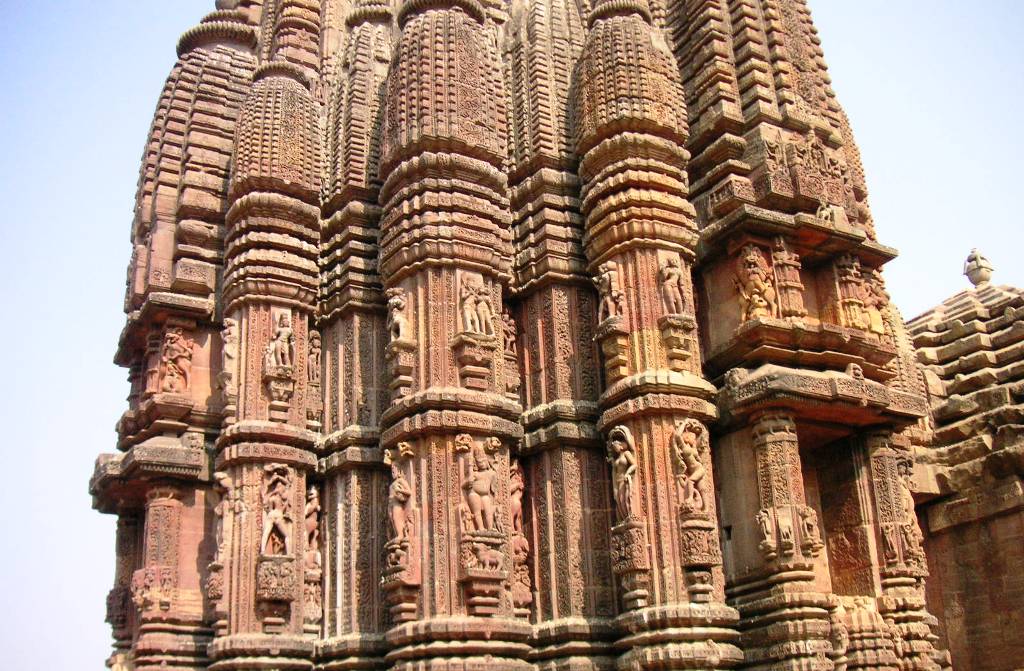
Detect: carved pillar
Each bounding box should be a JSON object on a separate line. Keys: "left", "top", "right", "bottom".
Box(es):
{"left": 210, "top": 3, "right": 323, "bottom": 668}
{"left": 726, "top": 412, "right": 838, "bottom": 671}
{"left": 573, "top": 0, "right": 741, "bottom": 667}
{"left": 500, "top": 3, "right": 613, "bottom": 645}
{"left": 107, "top": 512, "right": 142, "bottom": 670}
{"left": 130, "top": 486, "right": 203, "bottom": 670}
{"left": 518, "top": 287, "right": 617, "bottom": 671}
{"left": 375, "top": 0, "right": 529, "bottom": 668}
{"left": 866, "top": 435, "right": 944, "bottom": 671}
{"left": 318, "top": 1, "right": 394, "bottom": 665}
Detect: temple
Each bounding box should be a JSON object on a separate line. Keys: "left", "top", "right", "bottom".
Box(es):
{"left": 90, "top": 1, "right": 1018, "bottom": 670}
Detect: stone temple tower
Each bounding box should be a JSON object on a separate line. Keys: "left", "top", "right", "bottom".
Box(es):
{"left": 92, "top": 1, "right": 959, "bottom": 670}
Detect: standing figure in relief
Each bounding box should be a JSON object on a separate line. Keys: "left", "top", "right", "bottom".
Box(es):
{"left": 861, "top": 270, "right": 889, "bottom": 336}
{"left": 388, "top": 464, "right": 412, "bottom": 541}
{"left": 896, "top": 459, "right": 924, "bottom": 560}
{"left": 261, "top": 464, "right": 292, "bottom": 555}
{"left": 308, "top": 332, "right": 321, "bottom": 384}
{"left": 212, "top": 471, "right": 234, "bottom": 562}
{"left": 304, "top": 485, "right": 321, "bottom": 570}
{"left": 509, "top": 459, "right": 525, "bottom": 535}
{"left": 659, "top": 257, "right": 688, "bottom": 315}
{"left": 475, "top": 284, "right": 495, "bottom": 336}
{"left": 607, "top": 426, "right": 638, "bottom": 521}
{"left": 671, "top": 419, "right": 707, "bottom": 512}
{"left": 735, "top": 244, "right": 778, "bottom": 320}
{"left": 502, "top": 309, "right": 517, "bottom": 355}
{"left": 270, "top": 313, "right": 294, "bottom": 367}
{"left": 463, "top": 443, "right": 498, "bottom": 531}
{"left": 461, "top": 282, "right": 482, "bottom": 334}
{"left": 756, "top": 509, "right": 774, "bottom": 545}
{"left": 220, "top": 318, "right": 238, "bottom": 395}
{"left": 594, "top": 261, "right": 622, "bottom": 322}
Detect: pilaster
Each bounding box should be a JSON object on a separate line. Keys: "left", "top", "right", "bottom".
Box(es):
{"left": 375, "top": 0, "right": 530, "bottom": 668}
{"left": 573, "top": 0, "right": 741, "bottom": 666}
{"left": 208, "top": 3, "right": 324, "bottom": 668}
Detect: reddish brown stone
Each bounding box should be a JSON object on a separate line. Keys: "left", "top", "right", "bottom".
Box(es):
{"left": 92, "top": 2, "right": 986, "bottom": 671}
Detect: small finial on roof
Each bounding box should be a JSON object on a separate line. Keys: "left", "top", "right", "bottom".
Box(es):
{"left": 964, "top": 249, "right": 994, "bottom": 288}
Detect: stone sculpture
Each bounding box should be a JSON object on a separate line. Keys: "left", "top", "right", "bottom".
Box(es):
{"left": 261, "top": 464, "right": 292, "bottom": 556}
{"left": 659, "top": 257, "right": 688, "bottom": 315}
{"left": 269, "top": 313, "right": 294, "bottom": 368}
{"left": 671, "top": 419, "right": 707, "bottom": 512}
{"left": 735, "top": 244, "right": 777, "bottom": 320}
{"left": 462, "top": 442, "right": 499, "bottom": 532}
{"left": 386, "top": 288, "right": 409, "bottom": 342}
{"left": 607, "top": 426, "right": 637, "bottom": 522}
{"left": 594, "top": 262, "right": 623, "bottom": 322}
{"left": 160, "top": 328, "right": 193, "bottom": 393}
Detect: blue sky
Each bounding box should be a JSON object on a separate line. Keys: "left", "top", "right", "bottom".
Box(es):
{"left": 0, "top": 1, "right": 1022, "bottom": 668}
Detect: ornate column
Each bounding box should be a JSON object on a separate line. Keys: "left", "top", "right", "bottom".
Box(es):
{"left": 375, "top": 0, "right": 530, "bottom": 668}
{"left": 130, "top": 486, "right": 211, "bottom": 670}
{"left": 573, "top": 0, "right": 741, "bottom": 666}
{"left": 724, "top": 413, "right": 841, "bottom": 671}
{"left": 866, "top": 435, "right": 944, "bottom": 671}
{"left": 318, "top": 0, "right": 395, "bottom": 667}
{"left": 209, "top": 2, "right": 323, "bottom": 668}
{"left": 504, "top": 0, "right": 618, "bottom": 662}
{"left": 107, "top": 513, "right": 143, "bottom": 671}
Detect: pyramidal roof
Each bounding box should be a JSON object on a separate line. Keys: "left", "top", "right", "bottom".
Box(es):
{"left": 907, "top": 251, "right": 1024, "bottom": 497}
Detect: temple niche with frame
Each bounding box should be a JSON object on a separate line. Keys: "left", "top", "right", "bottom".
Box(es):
{"left": 90, "top": 1, "right": 1024, "bottom": 670}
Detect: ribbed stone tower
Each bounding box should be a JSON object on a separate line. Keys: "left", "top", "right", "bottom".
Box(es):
{"left": 92, "top": 2, "right": 957, "bottom": 671}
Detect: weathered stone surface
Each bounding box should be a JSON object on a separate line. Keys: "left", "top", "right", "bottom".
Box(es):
{"left": 91, "top": 2, "right": 1003, "bottom": 671}
{"left": 908, "top": 252, "right": 1024, "bottom": 671}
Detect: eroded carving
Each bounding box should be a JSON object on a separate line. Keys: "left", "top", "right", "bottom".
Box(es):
{"left": 307, "top": 331, "right": 321, "bottom": 384}
{"left": 735, "top": 244, "right": 778, "bottom": 320}
{"left": 386, "top": 288, "right": 410, "bottom": 342}
{"left": 460, "top": 278, "right": 495, "bottom": 336}
{"left": 159, "top": 327, "right": 194, "bottom": 393}
{"left": 594, "top": 261, "right": 624, "bottom": 323}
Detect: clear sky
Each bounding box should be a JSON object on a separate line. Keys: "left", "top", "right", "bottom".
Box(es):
{"left": 0, "top": 1, "right": 1021, "bottom": 668}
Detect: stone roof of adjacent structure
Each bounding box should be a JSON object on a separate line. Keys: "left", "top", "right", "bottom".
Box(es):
{"left": 907, "top": 254, "right": 1024, "bottom": 499}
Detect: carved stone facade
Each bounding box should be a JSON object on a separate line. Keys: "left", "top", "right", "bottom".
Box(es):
{"left": 92, "top": 2, "right": 999, "bottom": 671}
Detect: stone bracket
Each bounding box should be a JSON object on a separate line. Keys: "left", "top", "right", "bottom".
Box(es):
{"left": 458, "top": 531, "right": 507, "bottom": 617}
{"left": 659, "top": 314, "right": 696, "bottom": 373}
{"left": 263, "top": 365, "right": 295, "bottom": 422}
{"left": 386, "top": 339, "right": 416, "bottom": 401}
{"left": 610, "top": 519, "right": 651, "bottom": 611}
{"left": 595, "top": 316, "right": 629, "bottom": 383}
{"left": 452, "top": 333, "right": 497, "bottom": 391}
